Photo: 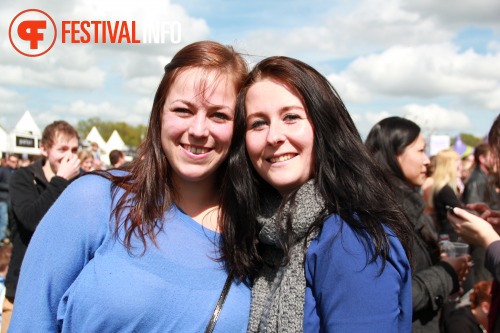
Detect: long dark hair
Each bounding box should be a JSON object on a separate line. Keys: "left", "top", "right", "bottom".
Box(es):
{"left": 366, "top": 116, "right": 439, "bottom": 263}
{"left": 220, "top": 56, "right": 412, "bottom": 273}
{"left": 95, "top": 41, "right": 248, "bottom": 262}
{"left": 365, "top": 117, "right": 421, "bottom": 187}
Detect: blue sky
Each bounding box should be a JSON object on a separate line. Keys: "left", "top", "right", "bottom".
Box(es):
{"left": 1, "top": 0, "right": 499, "bottom": 140}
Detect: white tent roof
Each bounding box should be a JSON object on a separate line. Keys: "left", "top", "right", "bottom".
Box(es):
{"left": 106, "top": 130, "right": 126, "bottom": 152}
{"left": 85, "top": 126, "right": 107, "bottom": 150}
{"left": 13, "top": 111, "right": 41, "bottom": 136}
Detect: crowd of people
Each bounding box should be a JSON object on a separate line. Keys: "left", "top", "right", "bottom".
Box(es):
{"left": 0, "top": 40, "right": 498, "bottom": 332}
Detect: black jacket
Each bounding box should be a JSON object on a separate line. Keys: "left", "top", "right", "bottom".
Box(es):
{"left": 395, "top": 183, "right": 458, "bottom": 333}
{"left": 5, "top": 159, "right": 71, "bottom": 298}
{"left": 0, "top": 166, "right": 16, "bottom": 202}
{"left": 463, "top": 167, "right": 488, "bottom": 204}
{"left": 433, "top": 185, "right": 462, "bottom": 242}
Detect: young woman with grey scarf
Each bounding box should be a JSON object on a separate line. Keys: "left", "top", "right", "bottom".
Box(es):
{"left": 220, "top": 57, "right": 413, "bottom": 332}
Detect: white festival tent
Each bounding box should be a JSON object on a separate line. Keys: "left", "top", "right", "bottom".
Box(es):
{"left": 1, "top": 112, "right": 127, "bottom": 164}
{"left": 85, "top": 126, "right": 107, "bottom": 151}
{"left": 1, "top": 111, "right": 42, "bottom": 158}
{"left": 85, "top": 127, "right": 127, "bottom": 166}
{"left": 106, "top": 130, "right": 126, "bottom": 152}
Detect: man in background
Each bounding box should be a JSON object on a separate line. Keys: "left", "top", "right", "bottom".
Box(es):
{"left": 463, "top": 143, "right": 494, "bottom": 205}
{"left": 109, "top": 149, "right": 126, "bottom": 168}
{"left": 463, "top": 143, "right": 496, "bottom": 292}
{"left": 109, "top": 149, "right": 126, "bottom": 169}
{"left": 0, "top": 155, "right": 19, "bottom": 242}
{"left": 1, "top": 121, "right": 81, "bottom": 333}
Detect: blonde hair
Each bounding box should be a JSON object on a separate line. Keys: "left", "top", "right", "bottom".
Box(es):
{"left": 429, "top": 149, "right": 460, "bottom": 208}
{"left": 78, "top": 149, "right": 94, "bottom": 163}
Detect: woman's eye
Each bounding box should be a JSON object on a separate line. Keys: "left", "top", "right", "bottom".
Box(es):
{"left": 174, "top": 108, "right": 190, "bottom": 114}
{"left": 250, "top": 119, "right": 267, "bottom": 129}
{"left": 283, "top": 114, "right": 301, "bottom": 122}
{"left": 212, "top": 112, "right": 230, "bottom": 122}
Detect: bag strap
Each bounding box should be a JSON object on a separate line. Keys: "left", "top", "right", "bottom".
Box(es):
{"left": 204, "top": 273, "right": 234, "bottom": 333}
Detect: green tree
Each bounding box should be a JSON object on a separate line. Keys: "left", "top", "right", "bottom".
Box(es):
{"left": 460, "top": 133, "right": 484, "bottom": 147}
{"left": 450, "top": 133, "right": 484, "bottom": 148}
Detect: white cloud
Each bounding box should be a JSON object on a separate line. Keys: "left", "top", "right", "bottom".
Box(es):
{"left": 0, "top": 87, "right": 23, "bottom": 101}
{"left": 336, "top": 44, "right": 500, "bottom": 111}
{"left": 353, "top": 106, "right": 472, "bottom": 138}
{"left": 488, "top": 41, "right": 500, "bottom": 53}
{"left": 471, "top": 87, "right": 500, "bottom": 110}
{"left": 0, "top": 64, "right": 105, "bottom": 89}
{"left": 0, "top": 88, "right": 26, "bottom": 128}
{"left": 115, "top": 54, "right": 171, "bottom": 80}
{"left": 401, "top": 0, "right": 500, "bottom": 27}
{"left": 130, "top": 98, "right": 154, "bottom": 123}
{"left": 364, "top": 111, "right": 393, "bottom": 125}
{"left": 51, "top": 100, "right": 117, "bottom": 118}
{"left": 401, "top": 104, "right": 471, "bottom": 131}
{"left": 327, "top": 73, "right": 371, "bottom": 103}
{"left": 239, "top": 0, "right": 452, "bottom": 60}
{"left": 123, "top": 76, "right": 161, "bottom": 96}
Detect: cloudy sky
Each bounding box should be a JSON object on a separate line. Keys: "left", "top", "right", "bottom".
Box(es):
{"left": 1, "top": 0, "right": 499, "bottom": 139}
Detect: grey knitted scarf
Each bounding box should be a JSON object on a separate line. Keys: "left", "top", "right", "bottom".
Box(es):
{"left": 247, "top": 180, "right": 325, "bottom": 333}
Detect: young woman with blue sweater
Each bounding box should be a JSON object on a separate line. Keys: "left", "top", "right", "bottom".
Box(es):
{"left": 221, "top": 56, "right": 413, "bottom": 332}
{"left": 9, "top": 41, "right": 256, "bottom": 333}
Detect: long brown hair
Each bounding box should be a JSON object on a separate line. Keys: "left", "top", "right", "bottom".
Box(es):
{"left": 98, "top": 41, "right": 247, "bottom": 254}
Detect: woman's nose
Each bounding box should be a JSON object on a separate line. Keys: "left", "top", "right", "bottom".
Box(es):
{"left": 188, "top": 114, "right": 209, "bottom": 137}
{"left": 266, "top": 122, "right": 286, "bottom": 145}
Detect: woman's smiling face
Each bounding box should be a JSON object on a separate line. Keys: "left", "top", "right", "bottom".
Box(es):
{"left": 161, "top": 67, "right": 237, "bottom": 185}
{"left": 245, "top": 79, "right": 314, "bottom": 195}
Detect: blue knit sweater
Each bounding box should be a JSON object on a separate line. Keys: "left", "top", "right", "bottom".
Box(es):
{"left": 9, "top": 174, "right": 251, "bottom": 332}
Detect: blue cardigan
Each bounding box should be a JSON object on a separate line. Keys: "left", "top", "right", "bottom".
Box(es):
{"left": 304, "top": 215, "right": 412, "bottom": 332}
{"left": 9, "top": 174, "right": 251, "bottom": 332}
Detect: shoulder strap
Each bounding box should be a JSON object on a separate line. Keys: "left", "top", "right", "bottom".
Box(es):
{"left": 204, "top": 273, "right": 234, "bottom": 333}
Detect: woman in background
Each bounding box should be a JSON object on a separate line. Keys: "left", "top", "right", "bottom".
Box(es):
{"left": 429, "top": 149, "right": 463, "bottom": 241}
{"left": 77, "top": 149, "right": 94, "bottom": 173}
{"left": 365, "top": 117, "right": 472, "bottom": 333}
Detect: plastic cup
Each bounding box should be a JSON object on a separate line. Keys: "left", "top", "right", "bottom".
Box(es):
{"left": 442, "top": 242, "right": 469, "bottom": 257}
